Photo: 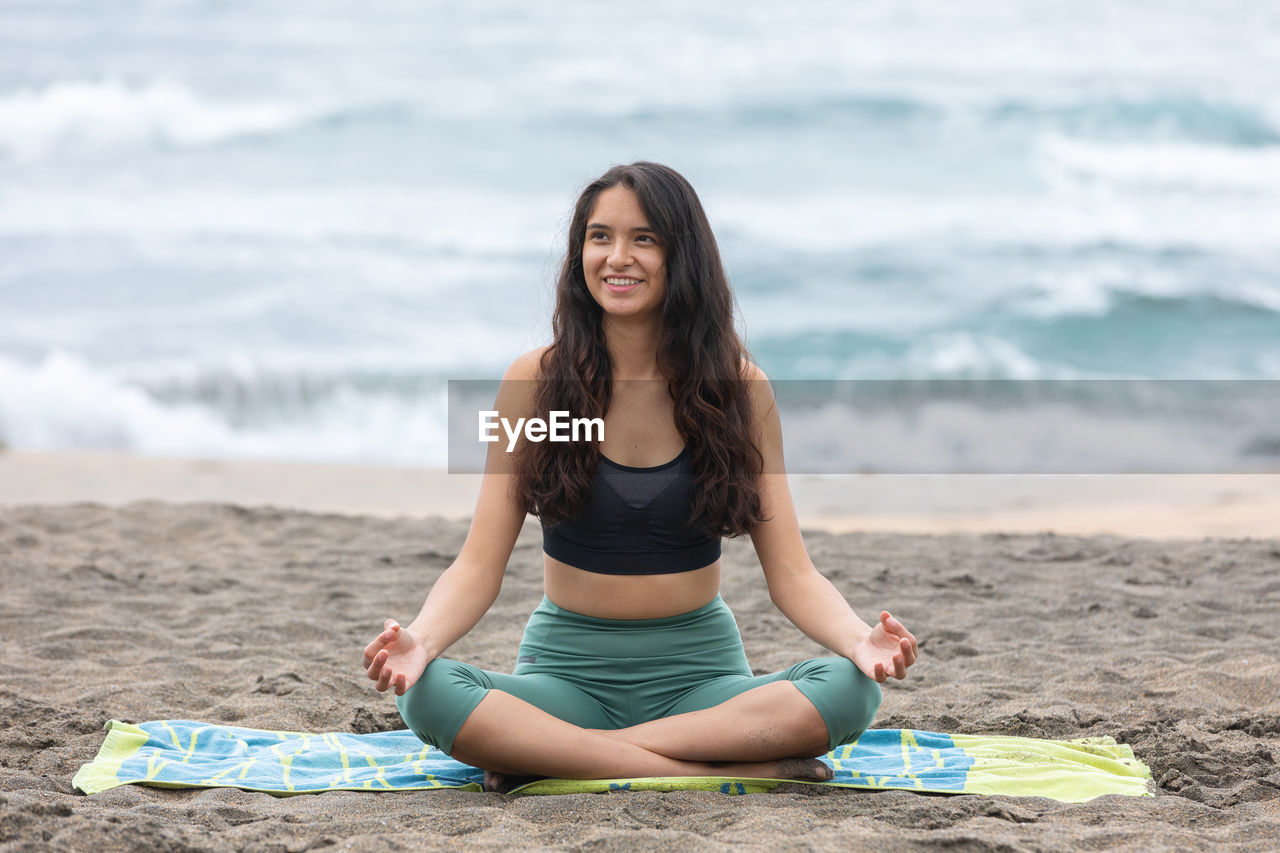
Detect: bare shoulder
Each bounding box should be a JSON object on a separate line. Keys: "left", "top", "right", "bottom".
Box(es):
{"left": 739, "top": 357, "right": 766, "bottom": 382}
{"left": 505, "top": 345, "right": 551, "bottom": 382}
{"left": 739, "top": 358, "right": 777, "bottom": 414}
{"left": 493, "top": 346, "right": 550, "bottom": 420}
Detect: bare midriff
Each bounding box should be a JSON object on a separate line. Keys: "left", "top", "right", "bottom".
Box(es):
{"left": 541, "top": 379, "right": 722, "bottom": 619}
{"left": 543, "top": 554, "right": 722, "bottom": 620}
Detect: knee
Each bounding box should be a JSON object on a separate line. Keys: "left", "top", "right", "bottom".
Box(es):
{"left": 394, "top": 658, "right": 490, "bottom": 755}
{"left": 789, "top": 657, "right": 882, "bottom": 751}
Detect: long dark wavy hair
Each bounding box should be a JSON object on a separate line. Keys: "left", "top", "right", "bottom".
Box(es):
{"left": 515, "top": 162, "right": 767, "bottom": 537}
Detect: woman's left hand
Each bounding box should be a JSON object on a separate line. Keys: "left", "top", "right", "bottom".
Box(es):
{"left": 850, "top": 611, "right": 918, "bottom": 682}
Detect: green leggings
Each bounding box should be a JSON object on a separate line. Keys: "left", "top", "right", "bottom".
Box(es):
{"left": 395, "top": 595, "right": 881, "bottom": 755}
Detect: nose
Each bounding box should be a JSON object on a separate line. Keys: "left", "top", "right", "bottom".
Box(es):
{"left": 607, "top": 240, "right": 633, "bottom": 269}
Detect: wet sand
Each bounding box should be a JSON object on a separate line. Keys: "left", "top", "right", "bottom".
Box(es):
{"left": 4, "top": 449, "right": 1280, "bottom": 538}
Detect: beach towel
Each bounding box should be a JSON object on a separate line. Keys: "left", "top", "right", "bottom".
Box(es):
{"left": 73, "top": 719, "right": 1152, "bottom": 803}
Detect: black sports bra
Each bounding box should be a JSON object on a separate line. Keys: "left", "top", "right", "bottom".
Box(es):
{"left": 541, "top": 447, "right": 722, "bottom": 575}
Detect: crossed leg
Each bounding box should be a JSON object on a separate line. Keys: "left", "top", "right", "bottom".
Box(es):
{"left": 590, "top": 681, "right": 830, "bottom": 761}
{"left": 398, "top": 654, "right": 879, "bottom": 790}
{"left": 447, "top": 685, "right": 833, "bottom": 789}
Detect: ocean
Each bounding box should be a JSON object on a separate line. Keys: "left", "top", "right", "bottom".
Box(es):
{"left": 2, "top": 1, "right": 1277, "bottom": 471}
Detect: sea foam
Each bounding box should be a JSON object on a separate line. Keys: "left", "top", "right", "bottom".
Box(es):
{"left": 0, "top": 80, "right": 323, "bottom": 162}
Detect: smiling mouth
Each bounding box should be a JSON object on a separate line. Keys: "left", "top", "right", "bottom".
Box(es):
{"left": 604, "top": 277, "right": 642, "bottom": 290}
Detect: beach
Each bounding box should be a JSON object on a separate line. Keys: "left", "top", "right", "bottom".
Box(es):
{"left": 5, "top": 0, "right": 1278, "bottom": 847}
{"left": 2, "top": 452, "right": 1278, "bottom": 851}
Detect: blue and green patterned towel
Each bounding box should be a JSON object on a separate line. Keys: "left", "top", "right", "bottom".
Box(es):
{"left": 73, "top": 719, "right": 1152, "bottom": 803}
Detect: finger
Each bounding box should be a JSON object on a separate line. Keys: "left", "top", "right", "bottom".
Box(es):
{"left": 896, "top": 621, "right": 918, "bottom": 654}
{"left": 393, "top": 672, "right": 407, "bottom": 696}
{"left": 885, "top": 613, "right": 919, "bottom": 657}
{"left": 883, "top": 612, "right": 910, "bottom": 639}
{"left": 873, "top": 661, "right": 887, "bottom": 683}
{"left": 362, "top": 627, "right": 398, "bottom": 667}
{"left": 900, "top": 637, "right": 916, "bottom": 667}
{"left": 893, "top": 652, "right": 906, "bottom": 679}
{"left": 361, "top": 637, "right": 383, "bottom": 668}
{"left": 376, "top": 662, "right": 394, "bottom": 692}
{"left": 366, "top": 648, "right": 388, "bottom": 681}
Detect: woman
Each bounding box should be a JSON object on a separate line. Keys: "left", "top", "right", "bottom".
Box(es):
{"left": 362, "top": 162, "right": 917, "bottom": 791}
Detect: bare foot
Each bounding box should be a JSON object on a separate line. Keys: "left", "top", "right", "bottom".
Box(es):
{"left": 483, "top": 770, "right": 546, "bottom": 794}
{"left": 775, "top": 757, "right": 834, "bottom": 782}
{"left": 482, "top": 759, "right": 830, "bottom": 792}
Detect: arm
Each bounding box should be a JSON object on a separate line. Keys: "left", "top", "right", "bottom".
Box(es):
{"left": 401, "top": 469, "right": 524, "bottom": 661}
{"left": 363, "top": 349, "right": 542, "bottom": 693}
{"left": 744, "top": 366, "right": 917, "bottom": 681}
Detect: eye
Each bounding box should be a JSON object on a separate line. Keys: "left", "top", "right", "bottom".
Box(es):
{"left": 588, "top": 231, "right": 609, "bottom": 241}
{"left": 636, "top": 234, "right": 656, "bottom": 244}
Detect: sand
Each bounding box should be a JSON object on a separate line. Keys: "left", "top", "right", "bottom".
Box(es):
{"left": 5, "top": 449, "right": 1280, "bottom": 539}
{"left": 2, "top": 457, "right": 1279, "bottom": 850}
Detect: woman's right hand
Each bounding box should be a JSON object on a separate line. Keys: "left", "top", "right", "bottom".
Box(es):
{"left": 362, "top": 618, "right": 430, "bottom": 696}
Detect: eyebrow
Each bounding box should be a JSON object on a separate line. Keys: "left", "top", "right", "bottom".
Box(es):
{"left": 586, "top": 222, "right": 657, "bottom": 233}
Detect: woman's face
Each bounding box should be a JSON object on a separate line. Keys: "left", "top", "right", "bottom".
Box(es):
{"left": 581, "top": 185, "right": 667, "bottom": 322}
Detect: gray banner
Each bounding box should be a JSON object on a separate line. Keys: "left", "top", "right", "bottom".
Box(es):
{"left": 448, "top": 379, "right": 1280, "bottom": 474}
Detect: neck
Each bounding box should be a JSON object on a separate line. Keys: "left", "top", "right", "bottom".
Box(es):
{"left": 602, "top": 314, "right": 665, "bottom": 381}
